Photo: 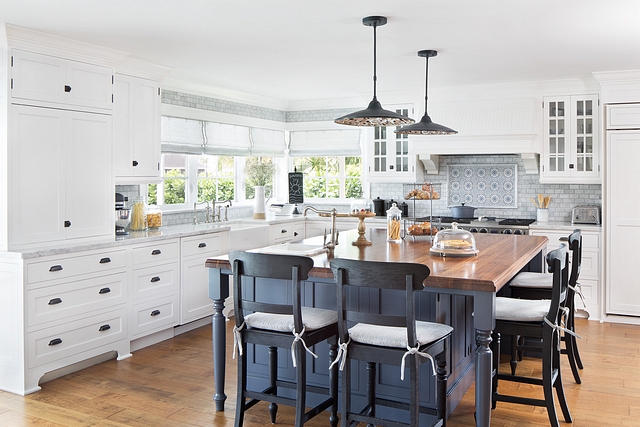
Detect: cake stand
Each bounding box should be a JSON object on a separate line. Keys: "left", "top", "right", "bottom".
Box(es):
{"left": 349, "top": 211, "right": 376, "bottom": 246}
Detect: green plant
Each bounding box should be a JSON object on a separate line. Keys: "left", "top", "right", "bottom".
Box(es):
{"left": 245, "top": 157, "right": 275, "bottom": 187}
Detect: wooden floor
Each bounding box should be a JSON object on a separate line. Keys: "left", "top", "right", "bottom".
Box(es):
{"left": 1, "top": 318, "right": 639, "bottom": 426}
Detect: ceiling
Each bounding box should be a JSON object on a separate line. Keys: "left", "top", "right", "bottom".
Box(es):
{"left": 3, "top": 0, "right": 640, "bottom": 109}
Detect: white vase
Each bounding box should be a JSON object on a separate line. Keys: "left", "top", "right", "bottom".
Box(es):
{"left": 253, "top": 185, "right": 266, "bottom": 219}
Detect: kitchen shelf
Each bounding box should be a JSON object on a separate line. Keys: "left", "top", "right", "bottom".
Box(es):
{"left": 402, "top": 182, "right": 443, "bottom": 238}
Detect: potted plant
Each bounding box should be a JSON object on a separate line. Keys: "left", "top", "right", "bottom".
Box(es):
{"left": 245, "top": 157, "right": 275, "bottom": 199}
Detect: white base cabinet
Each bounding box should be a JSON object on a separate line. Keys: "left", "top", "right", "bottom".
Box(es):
{"left": 180, "top": 232, "right": 228, "bottom": 325}
{"left": 529, "top": 226, "right": 601, "bottom": 320}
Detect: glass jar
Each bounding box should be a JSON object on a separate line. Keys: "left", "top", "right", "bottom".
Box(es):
{"left": 147, "top": 205, "right": 162, "bottom": 229}
{"left": 386, "top": 202, "right": 403, "bottom": 242}
{"left": 350, "top": 197, "right": 374, "bottom": 215}
{"left": 130, "top": 196, "right": 147, "bottom": 231}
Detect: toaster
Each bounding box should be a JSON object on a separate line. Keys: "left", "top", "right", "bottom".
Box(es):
{"left": 571, "top": 205, "right": 600, "bottom": 225}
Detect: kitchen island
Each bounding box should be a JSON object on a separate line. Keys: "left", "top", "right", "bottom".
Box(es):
{"left": 206, "top": 229, "right": 547, "bottom": 427}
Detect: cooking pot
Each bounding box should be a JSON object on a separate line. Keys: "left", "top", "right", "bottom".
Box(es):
{"left": 450, "top": 203, "right": 476, "bottom": 219}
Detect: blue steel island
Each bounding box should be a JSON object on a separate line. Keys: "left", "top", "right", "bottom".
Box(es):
{"left": 206, "top": 229, "right": 547, "bottom": 427}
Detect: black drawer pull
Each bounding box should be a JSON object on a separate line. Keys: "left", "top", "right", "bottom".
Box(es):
{"left": 99, "top": 257, "right": 111, "bottom": 264}
{"left": 48, "top": 297, "right": 62, "bottom": 305}
{"left": 64, "top": 85, "right": 71, "bottom": 92}
{"left": 150, "top": 276, "right": 161, "bottom": 283}
{"left": 198, "top": 242, "right": 207, "bottom": 248}
{"left": 150, "top": 309, "right": 161, "bottom": 316}
{"left": 151, "top": 249, "right": 162, "bottom": 255}
{"left": 49, "top": 338, "right": 62, "bottom": 346}
{"left": 99, "top": 287, "right": 111, "bottom": 294}
{"left": 49, "top": 265, "right": 63, "bottom": 272}
{"left": 98, "top": 324, "right": 111, "bottom": 332}
{"left": 281, "top": 229, "right": 288, "bottom": 234}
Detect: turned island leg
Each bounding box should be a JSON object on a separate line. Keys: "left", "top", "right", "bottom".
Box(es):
{"left": 209, "top": 268, "right": 230, "bottom": 411}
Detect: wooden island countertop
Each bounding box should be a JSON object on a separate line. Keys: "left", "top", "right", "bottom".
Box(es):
{"left": 205, "top": 228, "right": 548, "bottom": 293}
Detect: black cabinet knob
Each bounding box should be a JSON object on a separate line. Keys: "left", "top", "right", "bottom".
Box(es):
{"left": 132, "top": 160, "right": 139, "bottom": 166}
{"left": 64, "top": 220, "right": 71, "bottom": 227}
{"left": 64, "top": 85, "right": 71, "bottom": 92}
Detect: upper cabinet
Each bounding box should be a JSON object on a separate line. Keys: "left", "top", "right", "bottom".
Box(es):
{"left": 540, "top": 95, "right": 600, "bottom": 184}
{"left": 113, "top": 74, "right": 161, "bottom": 181}
{"left": 11, "top": 49, "right": 113, "bottom": 111}
{"left": 364, "top": 105, "right": 424, "bottom": 183}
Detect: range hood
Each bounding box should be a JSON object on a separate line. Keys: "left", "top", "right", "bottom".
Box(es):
{"left": 409, "top": 98, "right": 542, "bottom": 174}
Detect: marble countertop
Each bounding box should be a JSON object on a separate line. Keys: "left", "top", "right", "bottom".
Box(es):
{"left": 529, "top": 220, "right": 601, "bottom": 231}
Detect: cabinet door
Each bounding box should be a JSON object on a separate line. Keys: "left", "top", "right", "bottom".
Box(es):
{"left": 541, "top": 95, "right": 599, "bottom": 183}
{"left": 65, "top": 60, "right": 113, "bottom": 110}
{"left": 11, "top": 50, "right": 66, "bottom": 105}
{"left": 65, "top": 112, "right": 113, "bottom": 240}
{"left": 364, "top": 105, "right": 424, "bottom": 183}
{"left": 9, "top": 105, "right": 65, "bottom": 246}
{"left": 606, "top": 131, "right": 640, "bottom": 315}
{"left": 113, "top": 75, "right": 161, "bottom": 179}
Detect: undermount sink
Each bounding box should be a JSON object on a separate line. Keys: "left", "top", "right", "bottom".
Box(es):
{"left": 255, "top": 243, "right": 327, "bottom": 256}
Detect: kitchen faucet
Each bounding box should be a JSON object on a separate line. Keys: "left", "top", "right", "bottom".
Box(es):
{"left": 303, "top": 206, "right": 349, "bottom": 250}
{"left": 212, "top": 200, "right": 233, "bottom": 222}
{"left": 193, "top": 201, "right": 211, "bottom": 224}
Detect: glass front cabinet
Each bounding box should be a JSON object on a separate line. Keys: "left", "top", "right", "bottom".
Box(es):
{"left": 541, "top": 95, "right": 600, "bottom": 184}
{"left": 364, "top": 105, "right": 424, "bottom": 183}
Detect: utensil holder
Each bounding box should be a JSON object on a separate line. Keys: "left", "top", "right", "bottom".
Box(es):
{"left": 537, "top": 208, "right": 549, "bottom": 223}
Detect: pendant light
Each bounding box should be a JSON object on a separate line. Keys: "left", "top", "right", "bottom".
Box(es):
{"left": 335, "top": 16, "right": 414, "bottom": 127}
{"left": 395, "top": 50, "right": 457, "bottom": 135}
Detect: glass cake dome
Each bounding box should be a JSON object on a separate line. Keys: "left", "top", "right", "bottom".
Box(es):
{"left": 430, "top": 222, "right": 478, "bottom": 256}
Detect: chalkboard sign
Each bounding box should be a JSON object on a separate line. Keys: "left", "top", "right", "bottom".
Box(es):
{"left": 288, "top": 172, "right": 304, "bottom": 204}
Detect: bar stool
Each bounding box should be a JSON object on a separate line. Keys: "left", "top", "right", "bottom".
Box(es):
{"left": 330, "top": 258, "right": 452, "bottom": 427}
{"left": 492, "top": 244, "right": 573, "bottom": 427}
{"left": 229, "top": 250, "right": 339, "bottom": 427}
{"left": 509, "top": 229, "right": 583, "bottom": 383}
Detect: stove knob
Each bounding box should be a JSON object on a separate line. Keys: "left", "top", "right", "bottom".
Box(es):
{"left": 469, "top": 227, "right": 478, "bottom": 233}
{"left": 502, "top": 229, "right": 513, "bottom": 234}
{"left": 479, "top": 228, "right": 488, "bottom": 233}
{"left": 514, "top": 229, "right": 524, "bottom": 235}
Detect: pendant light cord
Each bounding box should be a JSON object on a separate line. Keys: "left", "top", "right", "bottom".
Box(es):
{"left": 424, "top": 55, "right": 429, "bottom": 113}
{"left": 372, "top": 22, "right": 377, "bottom": 100}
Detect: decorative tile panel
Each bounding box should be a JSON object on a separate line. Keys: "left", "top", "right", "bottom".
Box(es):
{"left": 447, "top": 164, "right": 517, "bottom": 208}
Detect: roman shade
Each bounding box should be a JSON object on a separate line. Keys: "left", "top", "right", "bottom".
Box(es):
{"left": 161, "top": 116, "right": 253, "bottom": 156}
{"left": 289, "top": 129, "right": 362, "bottom": 157}
{"left": 249, "top": 128, "right": 286, "bottom": 157}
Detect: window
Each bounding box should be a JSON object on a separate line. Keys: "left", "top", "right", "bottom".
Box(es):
{"left": 293, "top": 156, "right": 362, "bottom": 199}
{"left": 148, "top": 153, "right": 236, "bottom": 207}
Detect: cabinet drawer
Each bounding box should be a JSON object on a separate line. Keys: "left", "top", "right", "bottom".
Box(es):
{"left": 130, "top": 295, "right": 179, "bottom": 337}
{"left": 272, "top": 225, "right": 293, "bottom": 243}
{"left": 132, "top": 241, "right": 179, "bottom": 265}
{"left": 28, "top": 272, "right": 126, "bottom": 327}
{"left": 181, "top": 234, "right": 223, "bottom": 258}
{"left": 607, "top": 104, "right": 640, "bottom": 129}
{"left": 28, "top": 308, "right": 127, "bottom": 368}
{"left": 27, "top": 249, "right": 127, "bottom": 285}
{"left": 132, "top": 262, "right": 179, "bottom": 301}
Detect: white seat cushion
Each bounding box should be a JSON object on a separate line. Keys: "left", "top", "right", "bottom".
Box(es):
{"left": 245, "top": 307, "right": 337, "bottom": 332}
{"left": 348, "top": 321, "right": 453, "bottom": 348}
{"left": 495, "top": 297, "right": 551, "bottom": 322}
{"left": 509, "top": 272, "right": 552, "bottom": 289}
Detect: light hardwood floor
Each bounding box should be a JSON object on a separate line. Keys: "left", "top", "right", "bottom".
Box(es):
{"left": 0, "top": 318, "right": 639, "bottom": 427}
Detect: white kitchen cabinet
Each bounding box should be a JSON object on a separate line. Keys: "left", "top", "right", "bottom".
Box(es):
{"left": 605, "top": 120, "right": 640, "bottom": 317}
{"left": 270, "top": 221, "right": 305, "bottom": 244}
{"left": 180, "top": 232, "right": 228, "bottom": 325}
{"left": 363, "top": 105, "right": 424, "bottom": 183}
{"left": 11, "top": 49, "right": 113, "bottom": 111}
{"left": 129, "top": 240, "right": 180, "bottom": 339}
{"left": 8, "top": 105, "right": 113, "bottom": 248}
{"left": 113, "top": 74, "right": 161, "bottom": 181}
{"left": 540, "top": 95, "right": 600, "bottom": 184}
{"left": 529, "top": 226, "right": 601, "bottom": 320}
{"left": 0, "top": 247, "right": 131, "bottom": 395}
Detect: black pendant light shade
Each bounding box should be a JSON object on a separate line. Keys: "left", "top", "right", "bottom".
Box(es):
{"left": 395, "top": 50, "right": 457, "bottom": 135}
{"left": 335, "top": 16, "right": 415, "bottom": 127}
